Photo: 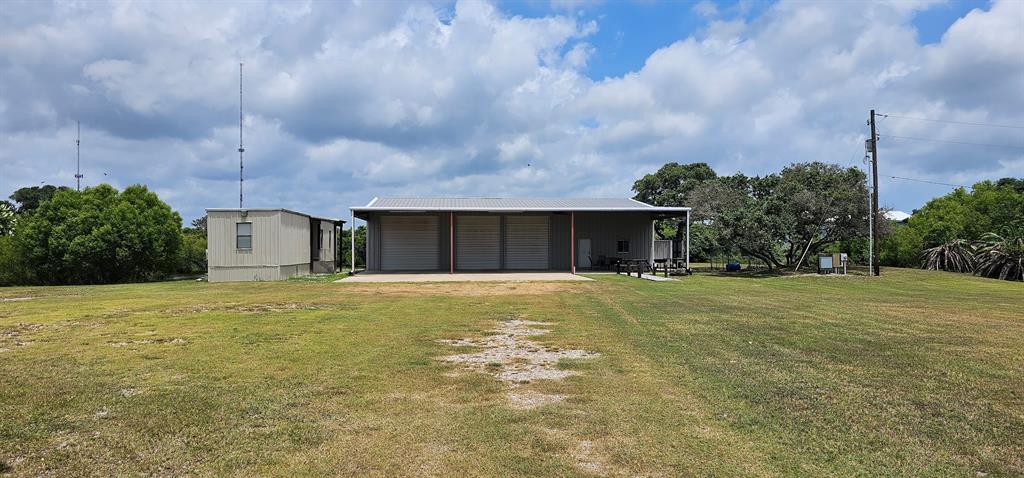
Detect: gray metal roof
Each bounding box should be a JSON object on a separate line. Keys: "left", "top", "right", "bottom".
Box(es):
{"left": 206, "top": 208, "right": 343, "bottom": 223}
{"left": 351, "top": 197, "right": 689, "bottom": 212}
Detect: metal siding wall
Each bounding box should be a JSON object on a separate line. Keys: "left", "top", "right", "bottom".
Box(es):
{"left": 574, "top": 212, "right": 654, "bottom": 264}
{"left": 278, "top": 211, "right": 311, "bottom": 267}
{"left": 504, "top": 215, "right": 550, "bottom": 269}
{"left": 209, "top": 266, "right": 280, "bottom": 282}
{"left": 281, "top": 263, "right": 311, "bottom": 279}
{"left": 550, "top": 213, "right": 570, "bottom": 270}
{"left": 366, "top": 212, "right": 380, "bottom": 271}
{"left": 207, "top": 210, "right": 279, "bottom": 269}
{"left": 440, "top": 213, "right": 452, "bottom": 270}
{"left": 309, "top": 220, "right": 333, "bottom": 269}
{"left": 380, "top": 215, "right": 440, "bottom": 270}
{"left": 653, "top": 240, "right": 673, "bottom": 260}
{"left": 455, "top": 215, "right": 501, "bottom": 270}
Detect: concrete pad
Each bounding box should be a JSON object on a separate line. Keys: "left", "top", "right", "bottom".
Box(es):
{"left": 336, "top": 272, "right": 592, "bottom": 283}
{"left": 639, "top": 274, "right": 675, "bottom": 282}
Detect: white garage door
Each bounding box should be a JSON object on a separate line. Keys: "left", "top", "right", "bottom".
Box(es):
{"left": 505, "top": 215, "right": 550, "bottom": 269}
{"left": 456, "top": 215, "right": 500, "bottom": 270}
{"left": 380, "top": 215, "right": 439, "bottom": 271}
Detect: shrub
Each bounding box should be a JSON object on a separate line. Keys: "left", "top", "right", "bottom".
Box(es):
{"left": 14, "top": 184, "right": 182, "bottom": 284}
{"left": 177, "top": 233, "right": 208, "bottom": 275}
{"left": 0, "top": 236, "right": 24, "bottom": 286}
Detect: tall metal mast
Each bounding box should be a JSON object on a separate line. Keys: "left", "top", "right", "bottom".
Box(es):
{"left": 75, "top": 120, "right": 83, "bottom": 191}
{"left": 238, "top": 62, "right": 245, "bottom": 208}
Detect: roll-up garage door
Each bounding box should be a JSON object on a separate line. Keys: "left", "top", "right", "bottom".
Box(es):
{"left": 505, "top": 215, "right": 550, "bottom": 269}
{"left": 380, "top": 215, "right": 439, "bottom": 271}
{"left": 456, "top": 215, "right": 500, "bottom": 270}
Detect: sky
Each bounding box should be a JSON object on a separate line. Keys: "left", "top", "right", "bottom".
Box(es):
{"left": 1, "top": 0, "right": 1022, "bottom": 224}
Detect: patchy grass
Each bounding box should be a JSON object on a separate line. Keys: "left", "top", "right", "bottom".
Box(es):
{"left": 0, "top": 269, "right": 1021, "bottom": 477}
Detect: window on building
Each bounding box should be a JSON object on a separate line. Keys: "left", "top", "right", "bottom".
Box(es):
{"left": 616, "top": 240, "right": 630, "bottom": 253}
{"left": 318, "top": 228, "right": 324, "bottom": 250}
{"left": 236, "top": 222, "right": 252, "bottom": 249}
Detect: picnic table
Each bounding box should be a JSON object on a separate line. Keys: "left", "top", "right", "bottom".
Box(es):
{"left": 615, "top": 258, "right": 649, "bottom": 278}
{"left": 653, "top": 258, "right": 670, "bottom": 277}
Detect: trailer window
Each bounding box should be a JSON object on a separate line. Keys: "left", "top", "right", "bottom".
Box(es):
{"left": 236, "top": 222, "right": 252, "bottom": 249}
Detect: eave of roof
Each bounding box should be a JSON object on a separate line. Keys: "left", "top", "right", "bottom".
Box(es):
{"left": 349, "top": 197, "right": 689, "bottom": 213}
{"left": 206, "top": 208, "right": 344, "bottom": 223}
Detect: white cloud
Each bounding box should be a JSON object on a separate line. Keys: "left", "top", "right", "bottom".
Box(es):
{"left": 0, "top": 0, "right": 1021, "bottom": 223}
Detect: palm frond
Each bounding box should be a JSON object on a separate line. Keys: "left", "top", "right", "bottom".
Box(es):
{"left": 920, "top": 239, "right": 975, "bottom": 273}
{"left": 974, "top": 232, "right": 1024, "bottom": 281}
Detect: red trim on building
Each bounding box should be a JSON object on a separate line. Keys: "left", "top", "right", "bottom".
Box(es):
{"left": 449, "top": 211, "right": 454, "bottom": 274}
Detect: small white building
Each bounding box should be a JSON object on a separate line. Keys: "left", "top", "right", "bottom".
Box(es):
{"left": 206, "top": 208, "right": 343, "bottom": 282}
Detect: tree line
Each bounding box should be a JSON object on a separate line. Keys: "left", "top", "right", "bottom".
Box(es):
{"left": 633, "top": 161, "right": 869, "bottom": 270}
{"left": 2, "top": 166, "right": 1018, "bottom": 285}
{"left": 633, "top": 162, "right": 1022, "bottom": 280}
{"left": 881, "top": 178, "right": 1023, "bottom": 281}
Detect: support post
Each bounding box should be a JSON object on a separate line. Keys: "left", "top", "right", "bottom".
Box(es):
{"left": 449, "top": 211, "right": 454, "bottom": 274}
{"left": 570, "top": 211, "right": 575, "bottom": 275}
{"left": 650, "top": 220, "right": 655, "bottom": 274}
{"left": 685, "top": 210, "right": 691, "bottom": 271}
{"left": 350, "top": 210, "right": 356, "bottom": 275}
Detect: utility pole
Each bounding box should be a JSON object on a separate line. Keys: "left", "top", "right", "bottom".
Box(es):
{"left": 75, "top": 121, "right": 83, "bottom": 191}
{"left": 869, "top": 109, "right": 880, "bottom": 276}
{"left": 238, "top": 62, "right": 245, "bottom": 208}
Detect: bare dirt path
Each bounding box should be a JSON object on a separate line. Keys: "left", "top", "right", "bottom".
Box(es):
{"left": 438, "top": 317, "right": 599, "bottom": 409}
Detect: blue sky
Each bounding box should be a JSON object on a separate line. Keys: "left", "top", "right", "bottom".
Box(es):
{"left": 1, "top": 0, "right": 1021, "bottom": 223}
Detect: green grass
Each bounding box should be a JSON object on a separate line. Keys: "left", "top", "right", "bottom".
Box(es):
{"left": 1, "top": 269, "right": 1021, "bottom": 477}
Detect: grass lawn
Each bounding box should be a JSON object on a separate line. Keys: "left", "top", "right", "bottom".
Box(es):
{"left": 1, "top": 269, "right": 1021, "bottom": 477}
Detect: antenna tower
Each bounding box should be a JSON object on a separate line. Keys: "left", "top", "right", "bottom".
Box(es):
{"left": 75, "top": 121, "right": 83, "bottom": 191}
{"left": 238, "top": 62, "right": 245, "bottom": 208}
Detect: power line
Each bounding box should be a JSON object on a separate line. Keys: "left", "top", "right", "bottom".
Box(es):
{"left": 878, "top": 113, "right": 1024, "bottom": 130}
{"left": 885, "top": 175, "right": 965, "bottom": 188}
{"left": 878, "top": 134, "right": 1024, "bottom": 150}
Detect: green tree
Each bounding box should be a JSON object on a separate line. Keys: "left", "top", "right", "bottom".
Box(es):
{"left": 775, "top": 162, "right": 869, "bottom": 270}
{"left": 880, "top": 223, "right": 925, "bottom": 268}
{"left": 877, "top": 177, "right": 1022, "bottom": 271}
{"left": 0, "top": 235, "right": 25, "bottom": 286}
{"left": 686, "top": 164, "right": 869, "bottom": 270}
{"left": 186, "top": 215, "right": 207, "bottom": 236}
{"left": 14, "top": 184, "right": 183, "bottom": 284}
{"left": 633, "top": 162, "right": 717, "bottom": 208}
{"left": 177, "top": 234, "right": 207, "bottom": 275}
{"left": 339, "top": 225, "right": 367, "bottom": 269}
{"left": 690, "top": 174, "right": 788, "bottom": 269}
{"left": 995, "top": 177, "right": 1024, "bottom": 194}
{"left": 906, "top": 180, "right": 1024, "bottom": 248}
{"left": 0, "top": 201, "right": 15, "bottom": 235}
{"left": 632, "top": 162, "right": 717, "bottom": 241}
{"left": 9, "top": 185, "right": 72, "bottom": 214}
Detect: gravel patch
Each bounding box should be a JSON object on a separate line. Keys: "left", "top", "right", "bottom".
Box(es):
{"left": 438, "top": 317, "right": 598, "bottom": 409}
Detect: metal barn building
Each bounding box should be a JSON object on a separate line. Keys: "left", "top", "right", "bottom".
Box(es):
{"left": 350, "top": 198, "right": 690, "bottom": 273}
{"left": 206, "top": 208, "right": 343, "bottom": 282}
